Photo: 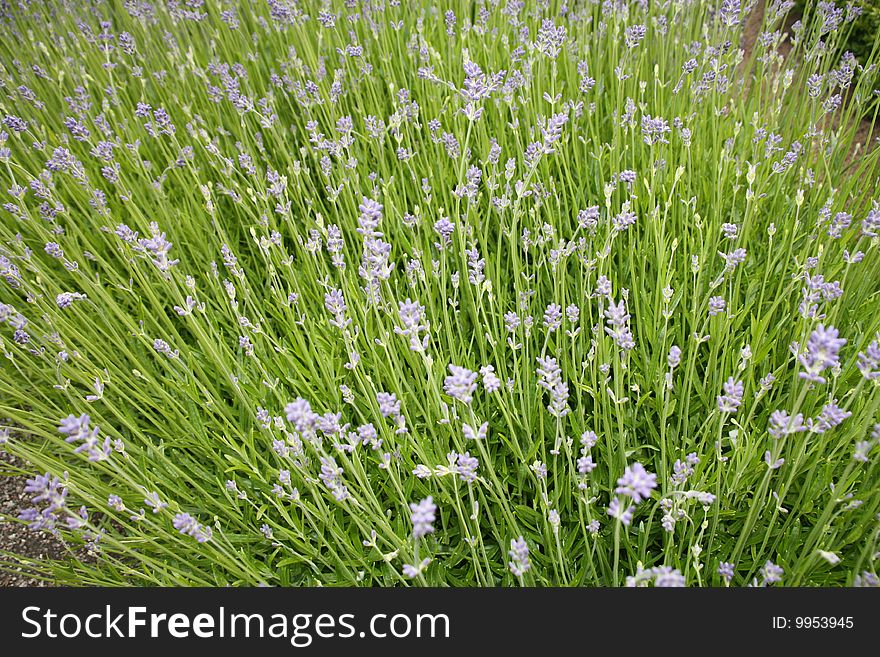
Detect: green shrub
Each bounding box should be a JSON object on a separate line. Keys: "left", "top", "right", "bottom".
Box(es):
{"left": 0, "top": 1, "right": 878, "bottom": 587}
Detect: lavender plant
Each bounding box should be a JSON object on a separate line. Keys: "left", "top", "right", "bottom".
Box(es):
{"left": 0, "top": 0, "right": 878, "bottom": 587}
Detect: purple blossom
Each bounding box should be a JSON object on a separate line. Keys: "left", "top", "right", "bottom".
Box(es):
{"left": 768, "top": 410, "right": 806, "bottom": 439}
{"left": 717, "top": 377, "right": 744, "bottom": 414}
{"left": 59, "top": 413, "right": 111, "bottom": 462}
{"left": 853, "top": 571, "right": 879, "bottom": 587}
{"left": 56, "top": 292, "right": 86, "bottom": 309}
{"left": 763, "top": 449, "right": 785, "bottom": 469}
{"left": 810, "top": 402, "right": 851, "bottom": 433}
{"left": 543, "top": 303, "right": 562, "bottom": 332}
{"left": 153, "top": 338, "right": 179, "bottom": 359}
{"left": 357, "top": 197, "right": 383, "bottom": 236}
{"left": 324, "top": 288, "right": 351, "bottom": 329}
{"left": 531, "top": 460, "right": 547, "bottom": 479}
{"left": 394, "top": 297, "right": 429, "bottom": 351}
{"left": 581, "top": 431, "right": 598, "bottom": 448}
{"left": 444, "top": 365, "right": 478, "bottom": 404}
{"left": 615, "top": 462, "right": 657, "bottom": 503}
{"left": 18, "top": 472, "right": 68, "bottom": 532}
{"left": 853, "top": 441, "right": 872, "bottom": 463}
{"left": 542, "top": 112, "right": 569, "bottom": 150}
{"left": 607, "top": 497, "right": 635, "bottom": 525}
{"left": 624, "top": 24, "right": 647, "bottom": 48}
{"left": 317, "top": 412, "right": 346, "bottom": 438}
{"left": 44, "top": 242, "right": 64, "bottom": 259}
{"left": 462, "top": 422, "right": 488, "bottom": 441}
{"left": 760, "top": 561, "right": 784, "bottom": 585}
{"left": 721, "top": 223, "right": 739, "bottom": 239}
{"left": 459, "top": 60, "right": 505, "bottom": 120}
{"left": 319, "top": 456, "right": 349, "bottom": 501}
{"left": 402, "top": 558, "right": 431, "bottom": 578}
{"left": 828, "top": 212, "right": 852, "bottom": 238}
{"left": 508, "top": 537, "right": 531, "bottom": 577}
{"left": 618, "top": 170, "right": 637, "bottom": 185}
{"left": 2, "top": 115, "right": 28, "bottom": 133}
{"left": 862, "top": 204, "right": 880, "bottom": 237}
{"left": 433, "top": 217, "right": 455, "bottom": 250}
{"left": 578, "top": 206, "right": 599, "bottom": 231}
{"left": 144, "top": 491, "right": 167, "bottom": 513}
{"left": 612, "top": 208, "right": 637, "bottom": 233}
{"left": 653, "top": 566, "right": 686, "bottom": 587}
{"left": 285, "top": 397, "right": 318, "bottom": 434}
{"left": 536, "top": 356, "right": 570, "bottom": 417}
{"left": 708, "top": 296, "right": 727, "bottom": 317}
{"left": 857, "top": 339, "right": 880, "bottom": 379}
{"left": 480, "top": 365, "right": 501, "bottom": 392}
{"left": 719, "top": 248, "right": 747, "bottom": 271}
{"left": 641, "top": 115, "right": 671, "bottom": 145}
{"left": 359, "top": 230, "right": 393, "bottom": 305}
{"left": 595, "top": 275, "right": 612, "bottom": 298}
{"left": 577, "top": 454, "right": 596, "bottom": 474}
{"left": 720, "top": 0, "right": 742, "bottom": 27}
{"left": 604, "top": 299, "right": 635, "bottom": 350}
{"left": 377, "top": 391, "right": 402, "bottom": 418}
{"left": 536, "top": 356, "right": 562, "bottom": 390}
{"left": 173, "top": 512, "right": 213, "bottom": 543}
{"left": 137, "top": 222, "right": 178, "bottom": 272}
{"left": 799, "top": 324, "right": 846, "bottom": 384}
{"left": 671, "top": 457, "right": 695, "bottom": 486}
{"left": 535, "top": 19, "right": 566, "bottom": 59}
{"left": 503, "top": 311, "right": 521, "bottom": 333}
{"left": 718, "top": 561, "right": 735, "bottom": 584}
{"left": 410, "top": 496, "right": 436, "bottom": 539}
{"left": 456, "top": 452, "right": 479, "bottom": 483}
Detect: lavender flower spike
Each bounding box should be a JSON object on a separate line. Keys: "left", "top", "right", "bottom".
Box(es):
{"left": 444, "top": 365, "right": 479, "bottom": 404}
{"left": 410, "top": 496, "right": 437, "bottom": 539}
{"left": 798, "top": 324, "right": 846, "bottom": 384}
{"left": 615, "top": 462, "right": 657, "bottom": 504}
{"left": 508, "top": 537, "right": 531, "bottom": 577}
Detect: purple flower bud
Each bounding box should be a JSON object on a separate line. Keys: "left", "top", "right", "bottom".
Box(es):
{"left": 857, "top": 339, "right": 880, "bottom": 379}
{"left": 173, "top": 512, "right": 213, "bottom": 543}
{"left": 708, "top": 296, "right": 726, "bottom": 317}
{"left": 615, "top": 462, "right": 657, "bottom": 503}
{"left": 761, "top": 561, "right": 784, "bottom": 585}
{"left": 480, "top": 365, "right": 501, "bottom": 392}
{"left": 456, "top": 452, "right": 479, "bottom": 483}
{"left": 607, "top": 497, "right": 635, "bottom": 525}
{"left": 853, "top": 441, "right": 872, "bottom": 463}
{"left": 377, "top": 391, "right": 401, "bottom": 418}
{"left": 717, "top": 377, "right": 744, "bottom": 414}
{"left": 798, "top": 324, "right": 846, "bottom": 384}
{"left": 444, "top": 365, "right": 478, "bottom": 404}
{"left": 718, "top": 561, "right": 735, "bottom": 584}
{"left": 508, "top": 536, "right": 530, "bottom": 576}
{"left": 410, "top": 496, "right": 436, "bottom": 539}
{"left": 604, "top": 299, "right": 635, "bottom": 350}
{"left": 543, "top": 303, "right": 562, "bottom": 332}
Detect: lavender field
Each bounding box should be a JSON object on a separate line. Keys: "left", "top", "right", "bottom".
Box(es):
{"left": 0, "top": 0, "right": 879, "bottom": 587}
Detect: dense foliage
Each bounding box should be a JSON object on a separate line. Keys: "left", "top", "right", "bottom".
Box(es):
{"left": 0, "top": 0, "right": 879, "bottom": 587}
